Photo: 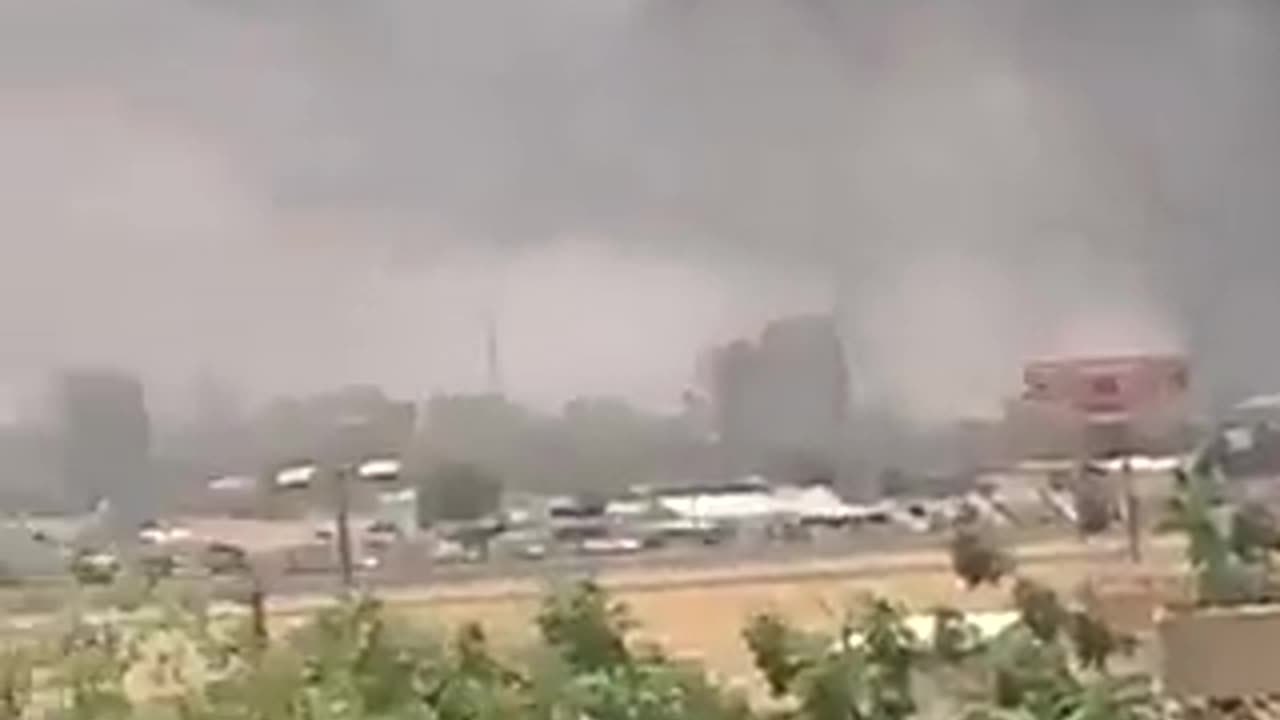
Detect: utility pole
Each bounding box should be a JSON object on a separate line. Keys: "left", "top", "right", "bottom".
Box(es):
{"left": 333, "top": 463, "right": 355, "bottom": 592}
{"left": 1117, "top": 423, "right": 1142, "bottom": 564}
{"left": 247, "top": 571, "right": 269, "bottom": 651}
{"left": 1123, "top": 456, "right": 1142, "bottom": 563}
{"left": 329, "top": 414, "right": 373, "bottom": 594}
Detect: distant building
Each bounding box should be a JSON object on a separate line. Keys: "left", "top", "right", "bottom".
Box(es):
{"left": 55, "top": 369, "right": 153, "bottom": 520}
{"left": 705, "top": 314, "right": 850, "bottom": 478}
{"left": 642, "top": 476, "right": 863, "bottom": 527}
{"left": 0, "top": 422, "right": 62, "bottom": 511}
{"left": 1004, "top": 354, "right": 1191, "bottom": 459}
{"left": 420, "top": 393, "right": 529, "bottom": 464}
{"left": 252, "top": 386, "right": 416, "bottom": 470}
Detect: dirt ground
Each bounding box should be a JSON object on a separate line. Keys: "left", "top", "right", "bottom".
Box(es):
{"left": 284, "top": 536, "right": 1186, "bottom": 692}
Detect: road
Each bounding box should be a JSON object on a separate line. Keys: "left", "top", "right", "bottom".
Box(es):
{"left": 255, "top": 525, "right": 1058, "bottom": 597}
{"left": 259, "top": 530, "right": 1185, "bottom": 612}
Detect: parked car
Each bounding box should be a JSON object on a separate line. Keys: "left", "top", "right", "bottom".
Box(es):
{"left": 138, "top": 520, "right": 193, "bottom": 545}
{"left": 577, "top": 536, "right": 644, "bottom": 556}
{"left": 431, "top": 539, "right": 483, "bottom": 564}
{"left": 491, "top": 530, "right": 549, "bottom": 561}
{"left": 516, "top": 540, "right": 549, "bottom": 560}
{"left": 364, "top": 520, "right": 403, "bottom": 548}
{"left": 203, "top": 542, "right": 250, "bottom": 575}
{"left": 643, "top": 518, "right": 729, "bottom": 547}
{"left": 69, "top": 550, "right": 120, "bottom": 585}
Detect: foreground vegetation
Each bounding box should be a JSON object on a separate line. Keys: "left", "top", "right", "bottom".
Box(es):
{"left": 0, "top": 568, "right": 1151, "bottom": 720}
{"left": 15, "top": 449, "right": 1270, "bottom": 719}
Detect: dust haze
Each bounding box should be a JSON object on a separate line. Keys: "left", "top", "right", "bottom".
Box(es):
{"left": 1, "top": 0, "right": 1278, "bottom": 422}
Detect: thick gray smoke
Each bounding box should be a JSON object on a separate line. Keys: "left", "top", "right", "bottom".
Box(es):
{"left": 1, "top": 0, "right": 1278, "bottom": 420}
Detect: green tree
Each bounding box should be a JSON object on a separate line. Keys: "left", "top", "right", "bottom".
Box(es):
{"left": 1012, "top": 578, "right": 1067, "bottom": 644}
{"left": 1067, "top": 609, "right": 1133, "bottom": 672}
{"left": 1173, "top": 456, "right": 1272, "bottom": 606}
{"left": 532, "top": 579, "right": 750, "bottom": 720}
{"left": 536, "top": 580, "right": 633, "bottom": 673}
{"left": 418, "top": 461, "right": 504, "bottom": 525}
{"left": 744, "top": 595, "right": 923, "bottom": 720}
{"left": 0, "top": 644, "right": 35, "bottom": 719}
{"left": 1229, "top": 501, "right": 1279, "bottom": 562}
{"left": 742, "top": 611, "right": 819, "bottom": 697}
{"left": 46, "top": 617, "right": 134, "bottom": 719}
{"left": 950, "top": 522, "right": 1014, "bottom": 590}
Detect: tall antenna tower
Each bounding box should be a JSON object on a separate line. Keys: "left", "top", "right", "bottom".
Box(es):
{"left": 829, "top": 254, "right": 863, "bottom": 413}
{"left": 485, "top": 310, "right": 504, "bottom": 397}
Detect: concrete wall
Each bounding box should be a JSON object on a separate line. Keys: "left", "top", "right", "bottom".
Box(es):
{"left": 1158, "top": 604, "right": 1280, "bottom": 698}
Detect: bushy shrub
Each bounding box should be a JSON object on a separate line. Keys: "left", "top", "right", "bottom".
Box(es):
{"left": 950, "top": 523, "right": 1014, "bottom": 589}
{"left": 536, "top": 579, "right": 633, "bottom": 673}
{"left": 1073, "top": 476, "right": 1116, "bottom": 537}
{"left": 1229, "top": 501, "right": 1280, "bottom": 561}
{"left": 742, "top": 611, "right": 816, "bottom": 697}
{"left": 1012, "top": 578, "right": 1066, "bottom": 644}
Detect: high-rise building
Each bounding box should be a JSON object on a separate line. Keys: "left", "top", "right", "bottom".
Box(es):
{"left": 705, "top": 314, "right": 850, "bottom": 477}
{"left": 706, "top": 339, "right": 758, "bottom": 455}
{"left": 55, "top": 369, "right": 152, "bottom": 518}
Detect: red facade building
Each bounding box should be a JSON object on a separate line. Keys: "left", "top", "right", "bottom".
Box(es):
{"left": 1007, "top": 354, "right": 1191, "bottom": 459}
{"left": 1021, "top": 355, "right": 1189, "bottom": 420}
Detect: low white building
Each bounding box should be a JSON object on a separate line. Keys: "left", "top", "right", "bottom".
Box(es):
{"left": 275, "top": 464, "right": 318, "bottom": 489}
{"left": 650, "top": 477, "right": 864, "bottom": 526}
{"left": 652, "top": 478, "right": 776, "bottom": 523}
{"left": 357, "top": 458, "right": 402, "bottom": 482}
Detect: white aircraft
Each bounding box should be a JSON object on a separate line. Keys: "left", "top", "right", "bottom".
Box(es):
{"left": 14, "top": 498, "right": 114, "bottom": 549}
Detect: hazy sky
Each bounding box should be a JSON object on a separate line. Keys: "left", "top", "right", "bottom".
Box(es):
{"left": 1, "top": 0, "right": 1278, "bottom": 420}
